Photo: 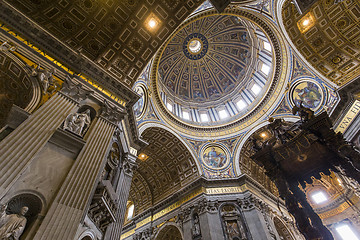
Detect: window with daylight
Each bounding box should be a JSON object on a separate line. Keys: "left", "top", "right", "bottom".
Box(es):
{"left": 182, "top": 110, "right": 190, "bottom": 120}
{"left": 263, "top": 41, "right": 272, "bottom": 52}
{"left": 166, "top": 102, "right": 173, "bottom": 112}
{"left": 127, "top": 204, "right": 134, "bottom": 220}
{"left": 261, "top": 63, "right": 271, "bottom": 75}
{"left": 336, "top": 224, "right": 359, "bottom": 240}
{"left": 218, "top": 109, "right": 229, "bottom": 119}
{"left": 311, "top": 191, "right": 327, "bottom": 204}
{"left": 200, "top": 113, "right": 209, "bottom": 122}
{"left": 251, "top": 83, "right": 262, "bottom": 95}
{"left": 236, "top": 99, "right": 247, "bottom": 110}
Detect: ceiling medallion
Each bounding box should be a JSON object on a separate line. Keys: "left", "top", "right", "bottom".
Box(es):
{"left": 183, "top": 33, "right": 208, "bottom": 60}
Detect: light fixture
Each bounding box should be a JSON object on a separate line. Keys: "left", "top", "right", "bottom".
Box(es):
{"left": 260, "top": 132, "right": 267, "bottom": 138}
{"left": 148, "top": 18, "right": 157, "bottom": 28}
{"left": 297, "top": 12, "right": 315, "bottom": 33}
{"left": 145, "top": 14, "right": 161, "bottom": 32}
{"left": 302, "top": 19, "right": 310, "bottom": 26}
{"left": 138, "top": 153, "right": 148, "bottom": 161}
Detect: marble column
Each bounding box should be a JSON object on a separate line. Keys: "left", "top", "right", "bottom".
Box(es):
{"left": 104, "top": 153, "right": 137, "bottom": 240}
{"left": 0, "top": 92, "right": 77, "bottom": 199}
{"left": 32, "top": 114, "right": 117, "bottom": 240}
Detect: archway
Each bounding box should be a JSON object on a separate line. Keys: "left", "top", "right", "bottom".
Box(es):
{"left": 155, "top": 225, "right": 183, "bottom": 240}
{"left": 80, "top": 236, "right": 92, "bottom": 240}
{"left": 0, "top": 52, "right": 37, "bottom": 128}
{"left": 129, "top": 126, "right": 199, "bottom": 216}
{"left": 273, "top": 217, "right": 295, "bottom": 240}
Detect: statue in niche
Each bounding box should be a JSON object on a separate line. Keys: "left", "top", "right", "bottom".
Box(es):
{"left": 192, "top": 214, "right": 201, "bottom": 238}
{"left": 0, "top": 205, "right": 28, "bottom": 240}
{"left": 63, "top": 109, "right": 91, "bottom": 136}
{"left": 27, "top": 64, "right": 57, "bottom": 94}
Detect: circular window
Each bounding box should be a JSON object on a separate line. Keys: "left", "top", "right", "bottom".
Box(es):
{"left": 188, "top": 39, "right": 202, "bottom": 53}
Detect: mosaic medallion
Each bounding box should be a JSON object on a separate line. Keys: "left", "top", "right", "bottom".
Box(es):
{"left": 133, "top": 84, "right": 146, "bottom": 118}
{"left": 202, "top": 145, "right": 229, "bottom": 169}
{"left": 291, "top": 80, "right": 323, "bottom": 110}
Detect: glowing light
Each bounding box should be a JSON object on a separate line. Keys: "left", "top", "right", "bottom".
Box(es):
{"left": 127, "top": 204, "right": 134, "bottom": 220}
{"left": 166, "top": 102, "right": 173, "bottom": 112}
{"left": 251, "top": 83, "right": 262, "bottom": 95}
{"left": 200, "top": 113, "right": 209, "bottom": 122}
{"left": 311, "top": 191, "right": 327, "bottom": 204}
{"left": 188, "top": 39, "right": 202, "bottom": 53}
{"left": 236, "top": 100, "right": 247, "bottom": 110}
{"left": 336, "top": 224, "right": 359, "bottom": 240}
{"left": 302, "top": 19, "right": 310, "bottom": 26}
{"left": 182, "top": 111, "right": 190, "bottom": 120}
{"left": 261, "top": 63, "right": 271, "bottom": 75}
{"left": 148, "top": 18, "right": 157, "bottom": 28}
{"left": 263, "top": 41, "right": 272, "bottom": 52}
{"left": 260, "top": 132, "right": 267, "bottom": 138}
{"left": 218, "top": 109, "right": 228, "bottom": 119}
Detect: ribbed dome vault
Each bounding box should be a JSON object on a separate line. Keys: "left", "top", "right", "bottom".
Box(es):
{"left": 159, "top": 15, "right": 254, "bottom": 106}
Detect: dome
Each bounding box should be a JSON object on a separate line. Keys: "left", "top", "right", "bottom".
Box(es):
{"left": 156, "top": 14, "right": 275, "bottom": 126}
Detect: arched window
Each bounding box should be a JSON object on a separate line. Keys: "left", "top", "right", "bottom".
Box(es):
{"left": 126, "top": 202, "right": 134, "bottom": 221}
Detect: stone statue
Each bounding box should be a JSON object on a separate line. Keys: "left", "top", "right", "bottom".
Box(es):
{"left": 0, "top": 206, "right": 28, "bottom": 240}
{"left": 292, "top": 101, "right": 314, "bottom": 122}
{"left": 192, "top": 214, "right": 201, "bottom": 238}
{"left": 28, "top": 64, "right": 57, "bottom": 94}
{"left": 267, "top": 118, "right": 294, "bottom": 144}
{"left": 63, "top": 109, "right": 91, "bottom": 136}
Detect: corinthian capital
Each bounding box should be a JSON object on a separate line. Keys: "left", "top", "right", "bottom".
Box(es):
{"left": 61, "top": 75, "right": 93, "bottom": 102}
{"left": 122, "top": 155, "right": 138, "bottom": 176}
{"left": 100, "top": 99, "right": 126, "bottom": 125}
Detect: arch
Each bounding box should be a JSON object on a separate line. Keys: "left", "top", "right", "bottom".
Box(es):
{"left": 154, "top": 223, "right": 183, "bottom": 240}
{"left": 234, "top": 117, "right": 299, "bottom": 175}
{"left": 273, "top": 216, "right": 295, "bottom": 240}
{"left": 129, "top": 125, "right": 200, "bottom": 215}
{"left": 139, "top": 122, "right": 201, "bottom": 174}
{"left": 77, "top": 229, "right": 97, "bottom": 240}
{"left": 0, "top": 51, "right": 42, "bottom": 128}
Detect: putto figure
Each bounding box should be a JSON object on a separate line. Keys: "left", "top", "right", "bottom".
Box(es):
{"left": 0, "top": 205, "right": 28, "bottom": 240}
{"left": 27, "top": 64, "right": 57, "bottom": 94}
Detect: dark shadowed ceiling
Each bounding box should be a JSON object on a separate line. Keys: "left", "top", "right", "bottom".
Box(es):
{"left": 129, "top": 127, "right": 199, "bottom": 214}
{"left": 5, "top": 0, "right": 204, "bottom": 86}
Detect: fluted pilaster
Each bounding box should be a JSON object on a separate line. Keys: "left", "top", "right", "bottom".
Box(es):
{"left": 0, "top": 93, "right": 77, "bottom": 199}
{"left": 104, "top": 154, "right": 137, "bottom": 240}
{"left": 33, "top": 117, "right": 116, "bottom": 240}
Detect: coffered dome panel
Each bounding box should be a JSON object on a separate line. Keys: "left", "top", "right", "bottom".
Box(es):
{"left": 151, "top": 9, "right": 288, "bottom": 137}
{"left": 159, "top": 15, "right": 254, "bottom": 105}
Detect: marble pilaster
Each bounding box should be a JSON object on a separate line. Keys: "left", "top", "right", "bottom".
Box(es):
{"left": 32, "top": 116, "right": 117, "bottom": 240}
{"left": 0, "top": 93, "right": 77, "bottom": 199}
{"left": 104, "top": 153, "right": 137, "bottom": 240}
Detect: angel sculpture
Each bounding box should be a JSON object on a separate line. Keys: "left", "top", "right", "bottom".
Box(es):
{"left": 27, "top": 64, "right": 57, "bottom": 94}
